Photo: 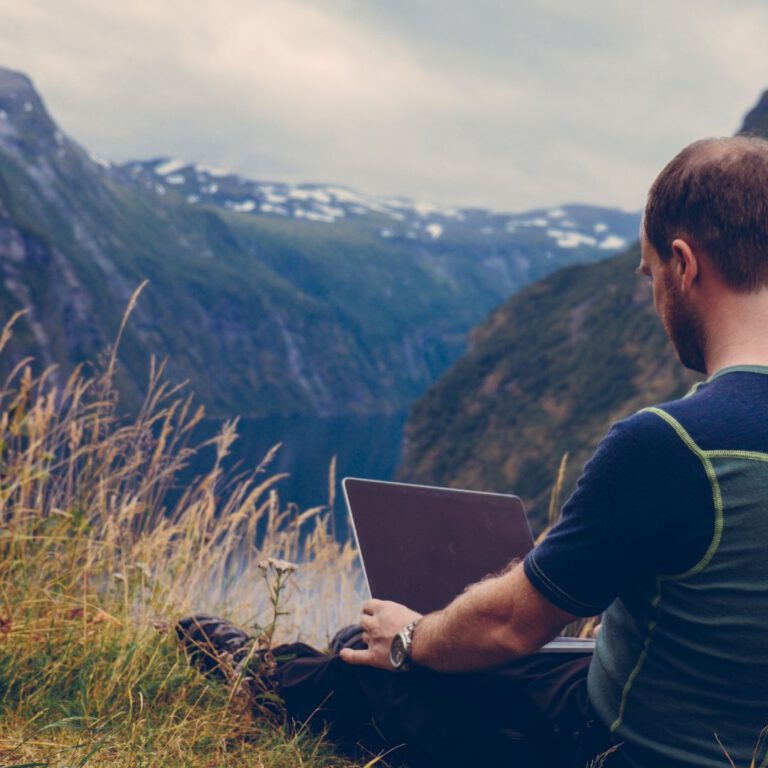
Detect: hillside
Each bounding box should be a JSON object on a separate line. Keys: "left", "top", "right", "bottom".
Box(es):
{"left": 398, "top": 92, "right": 768, "bottom": 530}
{"left": 0, "top": 67, "right": 638, "bottom": 420}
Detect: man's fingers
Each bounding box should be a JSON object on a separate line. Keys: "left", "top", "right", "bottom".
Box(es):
{"left": 360, "top": 614, "right": 374, "bottom": 631}
{"left": 339, "top": 647, "right": 373, "bottom": 666}
{"left": 361, "top": 599, "right": 383, "bottom": 615}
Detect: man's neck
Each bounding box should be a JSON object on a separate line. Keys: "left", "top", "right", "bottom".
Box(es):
{"left": 704, "top": 289, "right": 768, "bottom": 375}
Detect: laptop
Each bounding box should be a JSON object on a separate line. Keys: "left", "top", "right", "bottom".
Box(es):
{"left": 343, "top": 477, "right": 595, "bottom": 654}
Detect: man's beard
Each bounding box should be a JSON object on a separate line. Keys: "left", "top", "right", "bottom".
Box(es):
{"left": 662, "top": 276, "right": 708, "bottom": 374}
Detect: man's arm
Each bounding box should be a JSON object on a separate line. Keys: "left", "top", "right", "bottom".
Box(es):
{"left": 340, "top": 562, "right": 577, "bottom": 672}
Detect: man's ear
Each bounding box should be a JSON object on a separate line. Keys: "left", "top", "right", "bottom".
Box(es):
{"left": 670, "top": 238, "right": 699, "bottom": 292}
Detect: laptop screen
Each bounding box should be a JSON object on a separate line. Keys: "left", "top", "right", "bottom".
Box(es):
{"left": 343, "top": 478, "right": 534, "bottom": 615}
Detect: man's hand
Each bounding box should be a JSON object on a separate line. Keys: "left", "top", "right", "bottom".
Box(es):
{"left": 339, "top": 599, "right": 422, "bottom": 670}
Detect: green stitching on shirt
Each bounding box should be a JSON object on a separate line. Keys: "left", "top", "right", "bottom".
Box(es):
{"left": 684, "top": 380, "right": 705, "bottom": 398}
{"left": 685, "top": 365, "right": 768, "bottom": 398}
{"left": 643, "top": 407, "right": 724, "bottom": 581}
{"left": 704, "top": 449, "right": 768, "bottom": 462}
{"left": 610, "top": 583, "right": 662, "bottom": 732}
{"left": 707, "top": 365, "right": 768, "bottom": 382}
{"left": 609, "top": 407, "right": 725, "bottom": 732}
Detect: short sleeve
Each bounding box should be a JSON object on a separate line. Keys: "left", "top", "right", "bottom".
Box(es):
{"left": 523, "top": 410, "right": 714, "bottom": 616}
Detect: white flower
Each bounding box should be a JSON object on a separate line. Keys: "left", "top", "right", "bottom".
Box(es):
{"left": 257, "top": 557, "right": 298, "bottom": 576}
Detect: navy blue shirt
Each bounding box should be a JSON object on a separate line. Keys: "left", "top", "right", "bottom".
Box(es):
{"left": 524, "top": 368, "right": 768, "bottom": 617}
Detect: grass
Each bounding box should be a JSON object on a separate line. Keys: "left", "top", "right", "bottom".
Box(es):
{"left": 0, "top": 306, "right": 367, "bottom": 767}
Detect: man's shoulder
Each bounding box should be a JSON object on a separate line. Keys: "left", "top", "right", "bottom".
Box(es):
{"left": 579, "top": 408, "right": 695, "bottom": 495}
{"left": 604, "top": 407, "right": 684, "bottom": 453}
{"left": 637, "top": 370, "right": 768, "bottom": 453}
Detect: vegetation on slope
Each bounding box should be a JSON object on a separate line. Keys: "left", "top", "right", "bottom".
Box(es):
{"left": 0, "top": 312, "right": 367, "bottom": 767}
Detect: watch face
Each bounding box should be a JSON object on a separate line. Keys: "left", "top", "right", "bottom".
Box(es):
{"left": 390, "top": 635, "right": 406, "bottom": 668}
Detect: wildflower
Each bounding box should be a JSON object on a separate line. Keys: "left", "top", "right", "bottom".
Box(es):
{"left": 150, "top": 615, "right": 171, "bottom": 635}
{"left": 257, "top": 557, "right": 298, "bottom": 576}
{"left": 268, "top": 557, "right": 298, "bottom": 576}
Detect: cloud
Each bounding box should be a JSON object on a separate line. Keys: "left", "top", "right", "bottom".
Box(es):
{"left": 1, "top": 0, "right": 767, "bottom": 210}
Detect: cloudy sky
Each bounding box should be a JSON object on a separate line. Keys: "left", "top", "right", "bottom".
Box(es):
{"left": 2, "top": 0, "right": 767, "bottom": 211}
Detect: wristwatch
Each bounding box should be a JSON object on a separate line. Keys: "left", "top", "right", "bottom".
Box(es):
{"left": 389, "top": 620, "right": 419, "bottom": 671}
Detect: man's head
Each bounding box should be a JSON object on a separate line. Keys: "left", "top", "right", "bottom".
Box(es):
{"left": 640, "top": 136, "right": 768, "bottom": 374}
{"left": 644, "top": 136, "right": 768, "bottom": 293}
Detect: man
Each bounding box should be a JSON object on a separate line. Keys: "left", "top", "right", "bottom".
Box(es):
{"left": 179, "top": 136, "right": 768, "bottom": 767}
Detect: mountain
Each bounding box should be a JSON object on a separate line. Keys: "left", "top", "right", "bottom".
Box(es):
{"left": 397, "top": 91, "right": 768, "bottom": 531}
{"left": 740, "top": 91, "right": 768, "bottom": 137}
{"left": 0, "top": 67, "right": 638, "bottom": 420}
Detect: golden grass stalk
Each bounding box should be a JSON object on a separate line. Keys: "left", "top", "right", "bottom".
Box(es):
{"left": 0, "top": 306, "right": 364, "bottom": 767}
{"left": 540, "top": 450, "right": 569, "bottom": 544}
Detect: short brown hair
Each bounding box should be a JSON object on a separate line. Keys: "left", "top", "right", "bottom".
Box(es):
{"left": 644, "top": 136, "right": 768, "bottom": 292}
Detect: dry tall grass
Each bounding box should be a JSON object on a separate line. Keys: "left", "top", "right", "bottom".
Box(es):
{"left": 0, "top": 309, "right": 365, "bottom": 767}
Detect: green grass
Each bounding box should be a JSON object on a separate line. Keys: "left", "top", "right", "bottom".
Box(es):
{"left": 0, "top": 310, "right": 368, "bottom": 767}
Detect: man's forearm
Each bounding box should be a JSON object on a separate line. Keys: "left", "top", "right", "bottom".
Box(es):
{"left": 410, "top": 563, "right": 572, "bottom": 672}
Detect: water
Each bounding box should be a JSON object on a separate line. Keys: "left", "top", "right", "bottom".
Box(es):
{"left": 186, "top": 412, "right": 409, "bottom": 538}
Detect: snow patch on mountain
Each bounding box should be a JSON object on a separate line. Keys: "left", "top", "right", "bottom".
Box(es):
{"left": 547, "top": 230, "right": 597, "bottom": 248}
{"left": 261, "top": 203, "right": 288, "bottom": 215}
{"left": 195, "top": 163, "right": 229, "bottom": 177}
{"left": 296, "top": 208, "right": 335, "bottom": 223}
{"left": 155, "top": 159, "right": 186, "bottom": 176}
{"left": 227, "top": 200, "right": 257, "bottom": 213}
{"left": 289, "top": 188, "right": 332, "bottom": 204}
{"left": 599, "top": 235, "right": 627, "bottom": 250}
{"left": 89, "top": 153, "right": 111, "bottom": 169}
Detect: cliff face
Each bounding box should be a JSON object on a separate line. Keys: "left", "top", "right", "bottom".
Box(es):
{"left": 0, "top": 68, "right": 637, "bottom": 419}
{"left": 398, "top": 90, "right": 768, "bottom": 530}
